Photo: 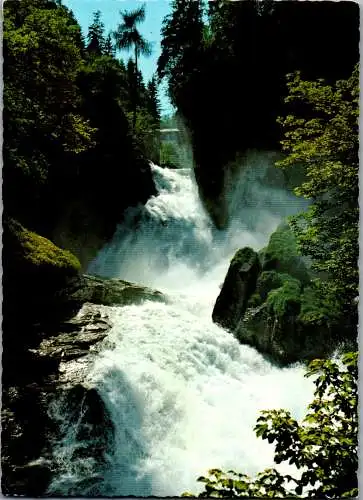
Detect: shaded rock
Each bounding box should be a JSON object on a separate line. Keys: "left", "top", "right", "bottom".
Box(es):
{"left": 1, "top": 382, "right": 57, "bottom": 496}
{"left": 1, "top": 303, "right": 114, "bottom": 496}
{"left": 212, "top": 247, "right": 261, "bottom": 331}
{"left": 3, "top": 218, "right": 84, "bottom": 352}
{"left": 35, "top": 304, "right": 112, "bottom": 361}
{"left": 8, "top": 461, "right": 52, "bottom": 497}
{"left": 47, "top": 384, "right": 115, "bottom": 496}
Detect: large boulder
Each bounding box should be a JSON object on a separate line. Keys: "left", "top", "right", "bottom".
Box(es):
{"left": 212, "top": 223, "right": 342, "bottom": 365}
{"left": 2, "top": 218, "right": 84, "bottom": 352}
{"left": 212, "top": 247, "right": 261, "bottom": 331}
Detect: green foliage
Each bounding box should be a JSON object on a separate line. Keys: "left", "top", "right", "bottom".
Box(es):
{"left": 266, "top": 276, "right": 301, "bottom": 317}
{"left": 276, "top": 67, "right": 359, "bottom": 317}
{"left": 113, "top": 4, "right": 151, "bottom": 58}
{"left": 4, "top": 0, "right": 158, "bottom": 238}
{"left": 265, "top": 224, "right": 298, "bottom": 264}
{"left": 130, "top": 109, "right": 160, "bottom": 164}
{"left": 298, "top": 285, "right": 340, "bottom": 327}
{"left": 247, "top": 271, "right": 290, "bottom": 307}
{"left": 184, "top": 352, "right": 358, "bottom": 498}
{"left": 231, "top": 247, "right": 257, "bottom": 267}
{"left": 86, "top": 10, "right": 105, "bottom": 56}
{"left": 263, "top": 224, "right": 310, "bottom": 284}
{"left": 3, "top": 0, "right": 95, "bottom": 225}
{"left": 158, "top": 1, "right": 358, "bottom": 225}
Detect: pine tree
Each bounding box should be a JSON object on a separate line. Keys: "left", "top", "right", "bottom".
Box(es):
{"left": 146, "top": 76, "right": 160, "bottom": 122}
{"left": 103, "top": 33, "right": 115, "bottom": 57}
{"left": 86, "top": 10, "right": 105, "bottom": 56}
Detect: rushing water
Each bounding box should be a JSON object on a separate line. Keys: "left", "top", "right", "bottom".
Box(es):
{"left": 48, "top": 161, "right": 314, "bottom": 497}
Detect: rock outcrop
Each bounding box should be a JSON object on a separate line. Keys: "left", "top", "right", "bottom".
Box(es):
{"left": 212, "top": 224, "right": 338, "bottom": 365}
{"left": 79, "top": 274, "right": 165, "bottom": 306}
{"left": 1, "top": 304, "right": 113, "bottom": 495}
{"left": 2, "top": 221, "right": 166, "bottom": 495}
{"left": 212, "top": 247, "right": 261, "bottom": 330}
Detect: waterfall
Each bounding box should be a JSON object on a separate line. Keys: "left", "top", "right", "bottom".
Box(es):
{"left": 48, "top": 161, "right": 314, "bottom": 497}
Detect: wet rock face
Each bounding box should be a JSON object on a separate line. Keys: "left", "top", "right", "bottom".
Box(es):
{"left": 35, "top": 305, "right": 112, "bottom": 362}
{"left": 1, "top": 304, "right": 113, "bottom": 496}
{"left": 47, "top": 385, "right": 115, "bottom": 496}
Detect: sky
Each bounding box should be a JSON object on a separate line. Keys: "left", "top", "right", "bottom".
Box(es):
{"left": 62, "top": 0, "right": 175, "bottom": 115}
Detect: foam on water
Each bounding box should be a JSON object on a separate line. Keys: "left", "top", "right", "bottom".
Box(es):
{"left": 49, "top": 161, "right": 314, "bottom": 496}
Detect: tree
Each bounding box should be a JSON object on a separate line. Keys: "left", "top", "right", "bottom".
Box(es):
{"left": 146, "top": 75, "right": 160, "bottom": 122}
{"left": 158, "top": 0, "right": 204, "bottom": 107}
{"left": 183, "top": 352, "right": 358, "bottom": 498}
{"left": 113, "top": 4, "right": 152, "bottom": 129}
{"left": 103, "top": 33, "right": 115, "bottom": 57}
{"left": 276, "top": 66, "right": 359, "bottom": 326}
{"left": 86, "top": 10, "right": 105, "bottom": 56}
{"left": 3, "top": 0, "right": 94, "bottom": 228}
{"left": 158, "top": 0, "right": 358, "bottom": 228}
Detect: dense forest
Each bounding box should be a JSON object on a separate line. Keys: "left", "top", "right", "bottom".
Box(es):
{"left": 4, "top": 0, "right": 161, "bottom": 262}
{"left": 158, "top": 0, "right": 359, "bottom": 228}
{"left": 2, "top": 0, "right": 359, "bottom": 497}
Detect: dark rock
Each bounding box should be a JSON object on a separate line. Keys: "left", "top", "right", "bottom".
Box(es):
{"left": 35, "top": 304, "right": 112, "bottom": 361}
{"left": 1, "top": 382, "right": 57, "bottom": 496}
{"left": 78, "top": 274, "right": 166, "bottom": 306}
{"left": 47, "top": 385, "right": 114, "bottom": 496}
{"left": 1, "top": 303, "right": 114, "bottom": 496}
{"left": 9, "top": 461, "right": 52, "bottom": 497}
{"left": 212, "top": 247, "right": 261, "bottom": 331}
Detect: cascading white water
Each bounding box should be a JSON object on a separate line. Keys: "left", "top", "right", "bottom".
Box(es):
{"left": 49, "top": 160, "right": 314, "bottom": 497}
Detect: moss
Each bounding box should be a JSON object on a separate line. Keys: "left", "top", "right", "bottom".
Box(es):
{"left": 266, "top": 276, "right": 302, "bottom": 317}
{"left": 3, "top": 218, "right": 83, "bottom": 329}
{"left": 266, "top": 223, "right": 297, "bottom": 262}
{"left": 9, "top": 219, "right": 81, "bottom": 275}
{"left": 262, "top": 223, "right": 310, "bottom": 284}
{"left": 247, "top": 271, "right": 297, "bottom": 308}
{"left": 231, "top": 246, "right": 258, "bottom": 267}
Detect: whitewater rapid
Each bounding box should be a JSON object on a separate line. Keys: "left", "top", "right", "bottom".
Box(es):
{"left": 49, "top": 161, "right": 314, "bottom": 496}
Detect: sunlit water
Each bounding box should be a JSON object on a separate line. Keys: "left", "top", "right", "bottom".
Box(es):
{"left": 48, "top": 161, "right": 313, "bottom": 496}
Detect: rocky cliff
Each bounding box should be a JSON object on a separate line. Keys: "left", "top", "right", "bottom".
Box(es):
{"left": 212, "top": 224, "right": 339, "bottom": 365}
{"left": 2, "top": 221, "right": 165, "bottom": 495}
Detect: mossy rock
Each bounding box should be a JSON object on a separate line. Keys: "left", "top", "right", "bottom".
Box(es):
{"left": 3, "top": 218, "right": 83, "bottom": 335}
{"left": 12, "top": 219, "right": 81, "bottom": 275}
{"left": 262, "top": 223, "right": 310, "bottom": 284}
{"left": 239, "top": 280, "right": 337, "bottom": 365}
{"left": 247, "top": 270, "right": 294, "bottom": 308}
